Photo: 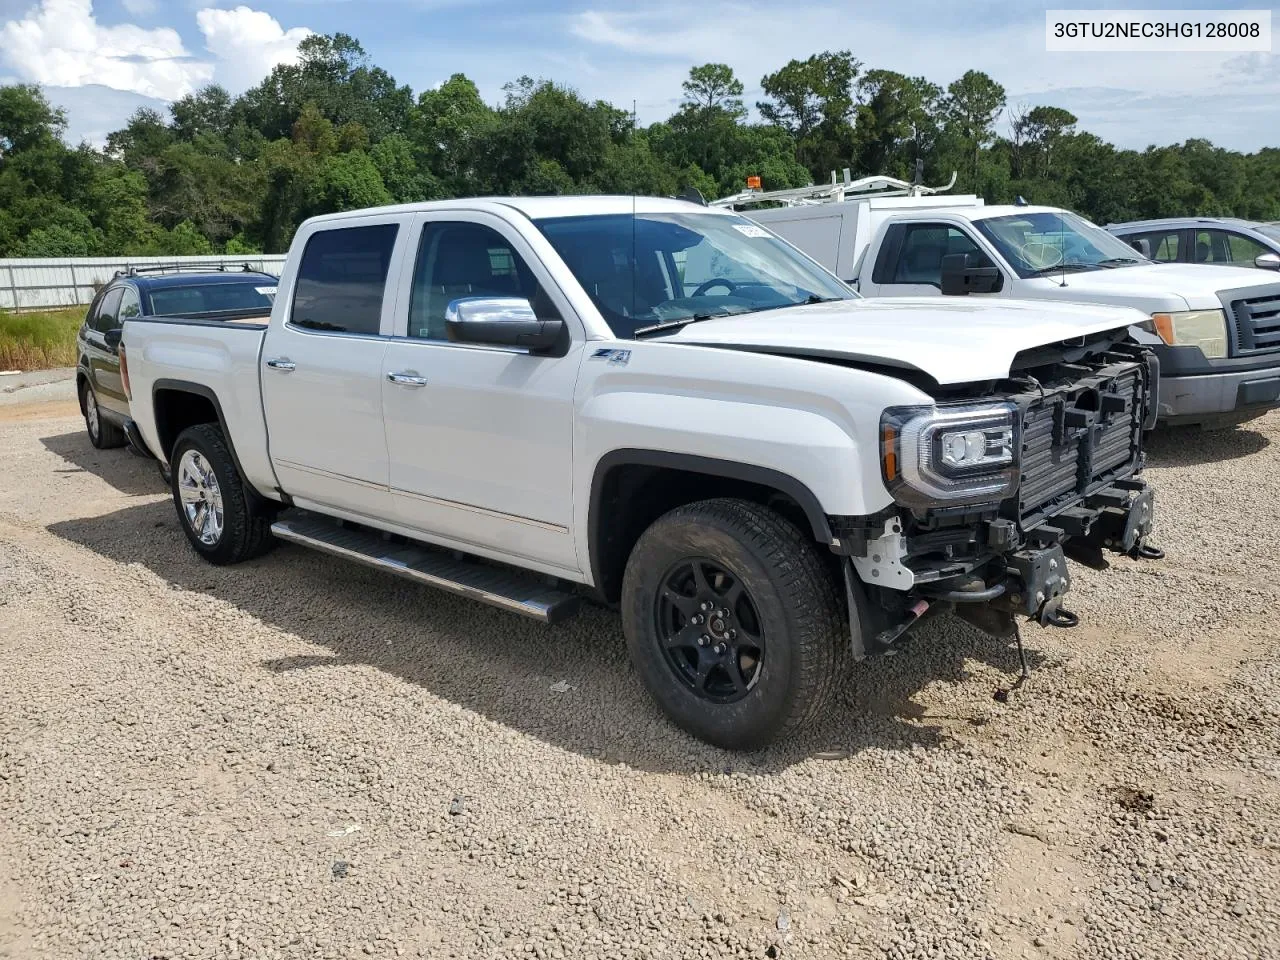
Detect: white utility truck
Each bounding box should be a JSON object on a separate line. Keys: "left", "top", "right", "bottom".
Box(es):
{"left": 121, "top": 196, "right": 1160, "bottom": 748}
{"left": 719, "top": 174, "right": 1280, "bottom": 428}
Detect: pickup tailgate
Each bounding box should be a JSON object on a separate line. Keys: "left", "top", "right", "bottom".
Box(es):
{"left": 123, "top": 316, "right": 279, "bottom": 497}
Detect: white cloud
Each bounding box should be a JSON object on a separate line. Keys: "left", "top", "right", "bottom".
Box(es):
{"left": 0, "top": 0, "right": 212, "bottom": 100}
{"left": 196, "top": 6, "right": 313, "bottom": 91}
{"left": 0, "top": 0, "right": 311, "bottom": 104}
{"left": 121, "top": 0, "right": 157, "bottom": 15}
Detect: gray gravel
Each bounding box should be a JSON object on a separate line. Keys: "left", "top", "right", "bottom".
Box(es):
{"left": 1, "top": 402, "right": 1278, "bottom": 959}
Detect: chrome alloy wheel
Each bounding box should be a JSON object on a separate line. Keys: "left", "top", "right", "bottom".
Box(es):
{"left": 177, "top": 449, "right": 224, "bottom": 546}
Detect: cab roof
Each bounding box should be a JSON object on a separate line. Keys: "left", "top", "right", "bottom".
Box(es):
{"left": 300, "top": 195, "right": 723, "bottom": 227}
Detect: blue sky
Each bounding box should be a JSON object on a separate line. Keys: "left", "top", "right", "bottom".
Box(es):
{"left": 1, "top": 0, "right": 1277, "bottom": 154}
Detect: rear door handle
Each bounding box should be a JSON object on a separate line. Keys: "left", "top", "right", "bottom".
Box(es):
{"left": 387, "top": 372, "right": 428, "bottom": 387}
{"left": 266, "top": 358, "right": 296, "bottom": 372}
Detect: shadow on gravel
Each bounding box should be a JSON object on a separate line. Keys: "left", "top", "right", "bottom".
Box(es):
{"left": 1145, "top": 425, "right": 1269, "bottom": 467}
{"left": 40, "top": 429, "right": 164, "bottom": 497}
{"left": 48, "top": 493, "right": 1045, "bottom": 776}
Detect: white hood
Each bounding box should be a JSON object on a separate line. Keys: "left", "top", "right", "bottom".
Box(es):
{"left": 1022, "top": 262, "right": 1279, "bottom": 312}
{"left": 667, "top": 297, "right": 1148, "bottom": 385}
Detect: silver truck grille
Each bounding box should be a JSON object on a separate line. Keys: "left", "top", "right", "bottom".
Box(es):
{"left": 1230, "top": 292, "right": 1280, "bottom": 355}
{"left": 1017, "top": 364, "right": 1145, "bottom": 526}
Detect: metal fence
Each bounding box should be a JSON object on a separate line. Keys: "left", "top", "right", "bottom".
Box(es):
{"left": 0, "top": 255, "right": 288, "bottom": 310}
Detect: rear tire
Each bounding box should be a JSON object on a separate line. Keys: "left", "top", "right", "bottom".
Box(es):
{"left": 81, "top": 380, "right": 125, "bottom": 449}
{"left": 621, "top": 498, "right": 843, "bottom": 750}
{"left": 170, "top": 423, "right": 275, "bottom": 565}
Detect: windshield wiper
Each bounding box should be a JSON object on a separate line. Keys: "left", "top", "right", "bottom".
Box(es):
{"left": 1096, "top": 257, "right": 1143, "bottom": 267}
{"left": 802, "top": 294, "right": 842, "bottom": 304}
{"left": 1027, "top": 262, "right": 1096, "bottom": 277}
{"left": 633, "top": 314, "right": 724, "bottom": 339}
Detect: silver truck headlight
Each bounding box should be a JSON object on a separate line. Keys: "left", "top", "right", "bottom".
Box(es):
{"left": 880, "top": 403, "right": 1020, "bottom": 507}
{"left": 1151, "top": 310, "right": 1227, "bottom": 359}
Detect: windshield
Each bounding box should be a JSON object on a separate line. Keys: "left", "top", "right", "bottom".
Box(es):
{"left": 533, "top": 212, "right": 855, "bottom": 338}
{"left": 1255, "top": 223, "right": 1280, "bottom": 245}
{"left": 975, "top": 211, "right": 1150, "bottom": 278}
{"left": 148, "top": 281, "right": 277, "bottom": 316}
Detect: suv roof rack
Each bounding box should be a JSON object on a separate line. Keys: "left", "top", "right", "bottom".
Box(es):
{"left": 113, "top": 262, "right": 261, "bottom": 279}
{"left": 710, "top": 163, "right": 957, "bottom": 211}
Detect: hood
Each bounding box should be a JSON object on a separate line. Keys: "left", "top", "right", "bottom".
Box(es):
{"left": 666, "top": 297, "right": 1147, "bottom": 385}
{"left": 1023, "top": 262, "right": 1274, "bottom": 310}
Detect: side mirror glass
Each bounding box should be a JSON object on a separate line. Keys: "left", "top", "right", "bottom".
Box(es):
{"left": 445, "top": 297, "right": 564, "bottom": 352}
{"left": 1255, "top": 252, "right": 1280, "bottom": 271}
{"left": 104, "top": 328, "right": 122, "bottom": 350}
{"left": 940, "top": 253, "right": 1003, "bottom": 296}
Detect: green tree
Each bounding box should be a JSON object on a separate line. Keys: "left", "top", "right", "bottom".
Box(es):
{"left": 943, "top": 70, "right": 1006, "bottom": 188}
{"left": 759, "top": 51, "right": 860, "bottom": 179}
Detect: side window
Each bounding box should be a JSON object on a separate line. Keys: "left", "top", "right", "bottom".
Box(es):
{"left": 119, "top": 287, "right": 141, "bottom": 322}
{"left": 1224, "top": 232, "right": 1268, "bottom": 265}
{"left": 1130, "top": 230, "right": 1180, "bottom": 262}
{"left": 93, "top": 288, "right": 124, "bottom": 332}
{"left": 1191, "top": 230, "right": 1258, "bottom": 264}
{"left": 291, "top": 223, "right": 399, "bottom": 335}
{"left": 892, "top": 224, "right": 988, "bottom": 286}
{"left": 407, "top": 221, "right": 540, "bottom": 341}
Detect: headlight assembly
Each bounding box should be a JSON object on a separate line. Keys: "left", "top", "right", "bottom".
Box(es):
{"left": 881, "top": 403, "right": 1019, "bottom": 507}
{"left": 1151, "top": 309, "right": 1227, "bottom": 359}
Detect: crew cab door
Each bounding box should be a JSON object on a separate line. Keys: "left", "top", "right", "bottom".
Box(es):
{"left": 261, "top": 215, "right": 410, "bottom": 518}
{"left": 378, "top": 212, "right": 584, "bottom": 574}
{"left": 862, "top": 222, "right": 1004, "bottom": 298}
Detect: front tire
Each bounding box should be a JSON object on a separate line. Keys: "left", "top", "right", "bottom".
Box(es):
{"left": 621, "top": 498, "right": 843, "bottom": 750}
{"left": 169, "top": 424, "right": 275, "bottom": 565}
{"left": 81, "top": 380, "right": 125, "bottom": 449}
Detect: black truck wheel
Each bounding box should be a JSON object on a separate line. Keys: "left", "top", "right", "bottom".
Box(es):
{"left": 81, "top": 380, "right": 126, "bottom": 449}
{"left": 169, "top": 424, "right": 275, "bottom": 565}
{"left": 621, "top": 498, "right": 843, "bottom": 750}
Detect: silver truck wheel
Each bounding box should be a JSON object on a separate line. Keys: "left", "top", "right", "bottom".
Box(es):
{"left": 177, "top": 449, "right": 225, "bottom": 546}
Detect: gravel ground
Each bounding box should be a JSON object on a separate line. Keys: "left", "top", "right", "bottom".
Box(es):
{"left": 1, "top": 395, "right": 1277, "bottom": 960}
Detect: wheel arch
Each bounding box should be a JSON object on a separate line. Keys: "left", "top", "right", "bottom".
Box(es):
{"left": 587, "top": 449, "right": 834, "bottom": 604}
{"left": 152, "top": 379, "right": 261, "bottom": 499}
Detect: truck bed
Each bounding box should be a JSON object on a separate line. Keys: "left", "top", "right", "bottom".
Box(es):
{"left": 122, "top": 314, "right": 278, "bottom": 498}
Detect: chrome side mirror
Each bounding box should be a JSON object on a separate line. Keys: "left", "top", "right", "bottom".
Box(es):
{"left": 444, "top": 297, "right": 564, "bottom": 352}
{"left": 1254, "top": 252, "right": 1280, "bottom": 271}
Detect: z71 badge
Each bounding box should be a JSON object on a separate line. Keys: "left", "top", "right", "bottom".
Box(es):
{"left": 590, "top": 348, "right": 631, "bottom": 365}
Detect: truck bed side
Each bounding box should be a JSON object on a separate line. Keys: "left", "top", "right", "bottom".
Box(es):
{"left": 123, "top": 316, "right": 281, "bottom": 500}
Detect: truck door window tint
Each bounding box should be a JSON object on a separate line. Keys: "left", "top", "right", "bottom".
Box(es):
{"left": 93, "top": 288, "right": 124, "bottom": 332}
{"left": 291, "top": 223, "right": 398, "bottom": 334}
{"left": 407, "top": 222, "right": 539, "bottom": 340}
{"left": 893, "top": 225, "right": 987, "bottom": 286}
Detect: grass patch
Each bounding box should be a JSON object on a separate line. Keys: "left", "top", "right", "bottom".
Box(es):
{"left": 0, "top": 307, "right": 87, "bottom": 371}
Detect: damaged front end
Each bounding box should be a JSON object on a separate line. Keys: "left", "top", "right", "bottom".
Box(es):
{"left": 834, "top": 333, "right": 1161, "bottom": 659}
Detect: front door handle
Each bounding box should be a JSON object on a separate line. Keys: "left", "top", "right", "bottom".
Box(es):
{"left": 266, "top": 358, "right": 296, "bottom": 372}
{"left": 387, "top": 371, "right": 428, "bottom": 387}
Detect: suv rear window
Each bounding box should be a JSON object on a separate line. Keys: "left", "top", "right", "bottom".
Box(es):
{"left": 149, "top": 282, "right": 275, "bottom": 316}
{"left": 291, "top": 224, "right": 399, "bottom": 334}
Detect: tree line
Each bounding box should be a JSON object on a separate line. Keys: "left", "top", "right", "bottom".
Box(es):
{"left": 0, "top": 33, "right": 1277, "bottom": 258}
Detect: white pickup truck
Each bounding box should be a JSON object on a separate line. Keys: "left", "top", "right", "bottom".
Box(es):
{"left": 121, "top": 196, "right": 1160, "bottom": 749}
{"left": 727, "top": 185, "right": 1280, "bottom": 428}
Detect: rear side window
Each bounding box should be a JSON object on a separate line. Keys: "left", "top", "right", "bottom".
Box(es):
{"left": 1128, "top": 229, "right": 1181, "bottom": 262}
{"left": 291, "top": 224, "right": 399, "bottom": 334}
{"left": 93, "top": 288, "right": 124, "bottom": 332}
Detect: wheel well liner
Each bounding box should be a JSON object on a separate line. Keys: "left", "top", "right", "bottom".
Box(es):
{"left": 587, "top": 449, "right": 833, "bottom": 603}
{"left": 151, "top": 379, "right": 258, "bottom": 497}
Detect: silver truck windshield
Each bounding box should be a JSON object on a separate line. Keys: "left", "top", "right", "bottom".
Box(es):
{"left": 534, "top": 212, "right": 856, "bottom": 338}
{"left": 975, "top": 211, "right": 1150, "bottom": 278}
